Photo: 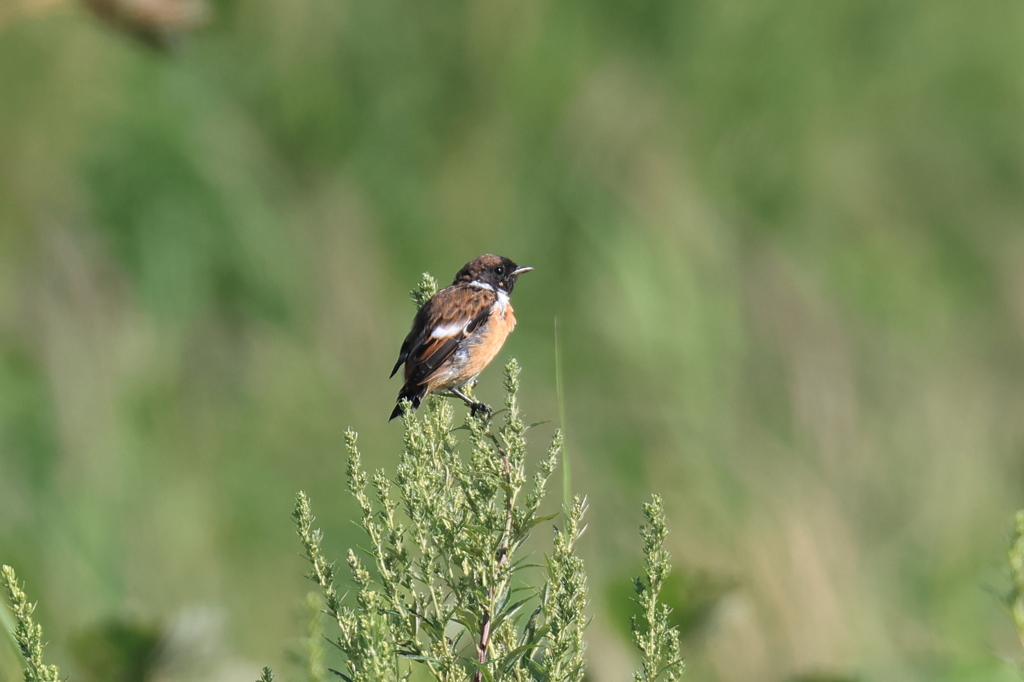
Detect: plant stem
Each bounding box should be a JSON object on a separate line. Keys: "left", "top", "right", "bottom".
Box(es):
{"left": 474, "top": 422, "right": 517, "bottom": 682}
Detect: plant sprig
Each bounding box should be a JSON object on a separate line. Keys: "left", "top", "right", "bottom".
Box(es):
{"left": 631, "top": 495, "right": 684, "bottom": 682}
{"left": 296, "top": 357, "right": 579, "bottom": 682}
{"left": 1, "top": 565, "right": 61, "bottom": 682}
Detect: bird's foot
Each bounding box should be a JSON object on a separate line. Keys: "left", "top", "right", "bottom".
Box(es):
{"left": 469, "top": 402, "right": 492, "bottom": 419}
{"left": 449, "top": 387, "right": 492, "bottom": 419}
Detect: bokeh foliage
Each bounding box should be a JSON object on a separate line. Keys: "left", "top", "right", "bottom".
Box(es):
{"left": 3, "top": 0, "right": 1024, "bottom": 680}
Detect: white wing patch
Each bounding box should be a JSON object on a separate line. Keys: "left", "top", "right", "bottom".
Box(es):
{"left": 431, "top": 321, "right": 469, "bottom": 338}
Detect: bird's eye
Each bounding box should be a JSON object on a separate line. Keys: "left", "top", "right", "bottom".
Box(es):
{"left": 495, "top": 266, "right": 505, "bottom": 275}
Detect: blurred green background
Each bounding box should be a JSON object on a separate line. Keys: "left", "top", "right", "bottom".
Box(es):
{"left": 3, "top": 0, "right": 1024, "bottom": 680}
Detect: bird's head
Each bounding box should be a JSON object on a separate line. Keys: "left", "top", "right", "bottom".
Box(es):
{"left": 454, "top": 254, "right": 533, "bottom": 294}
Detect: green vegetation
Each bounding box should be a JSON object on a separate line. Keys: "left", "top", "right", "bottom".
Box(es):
{"left": 4, "top": 0, "right": 1024, "bottom": 680}
{"left": 288, "top": 343, "right": 680, "bottom": 680}
{"left": 631, "top": 496, "right": 685, "bottom": 682}
{"left": 4, "top": 358, "right": 685, "bottom": 682}
{"left": 2, "top": 565, "right": 61, "bottom": 682}
{"left": 1007, "top": 512, "right": 1024, "bottom": 667}
{"left": 292, "top": 359, "right": 590, "bottom": 681}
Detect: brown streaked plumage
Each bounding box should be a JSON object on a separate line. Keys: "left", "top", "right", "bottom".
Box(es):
{"left": 390, "top": 254, "right": 532, "bottom": 420}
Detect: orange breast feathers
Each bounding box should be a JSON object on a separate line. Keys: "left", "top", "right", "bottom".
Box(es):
{"left": 453, "top": 297, "right": 516, "bottom": 382}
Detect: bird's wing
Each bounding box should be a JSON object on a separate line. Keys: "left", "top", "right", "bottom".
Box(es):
{"left": 390, "top": 285, "right": 494, "bottom": 385}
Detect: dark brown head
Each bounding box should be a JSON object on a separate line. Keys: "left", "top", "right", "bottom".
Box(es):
{"left": 453, "top": 254, "right": 533, "bottom": 294}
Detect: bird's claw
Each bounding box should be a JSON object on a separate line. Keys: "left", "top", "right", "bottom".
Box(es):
{"left": 470, "top": 402, "right": 492, "bottom": 419}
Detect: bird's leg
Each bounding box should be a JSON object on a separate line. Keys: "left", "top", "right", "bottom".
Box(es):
{"left": 449, "top": 387, "right": 491, "bottom": 418}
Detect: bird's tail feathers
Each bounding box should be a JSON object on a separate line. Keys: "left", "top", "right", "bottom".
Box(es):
{"left": 389, "top": 384, "right": 428, "bottom": 421}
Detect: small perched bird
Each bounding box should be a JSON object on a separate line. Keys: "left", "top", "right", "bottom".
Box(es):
{"left": 390, "top": 254, "right": 533, "bottom": 421}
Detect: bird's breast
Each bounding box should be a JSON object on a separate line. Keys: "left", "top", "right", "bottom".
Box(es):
{"left": 465, "top": 302, "right": 515, "bottom": 370}
{"left": 425, "top": 301, "right": 516, "bottom": 392}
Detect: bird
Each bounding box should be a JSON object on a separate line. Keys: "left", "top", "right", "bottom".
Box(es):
{"left": 389, "top": 254, "right": 533, "bottom": 421}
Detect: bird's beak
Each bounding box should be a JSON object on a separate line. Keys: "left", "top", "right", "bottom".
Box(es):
{"left": 513, "top": 266, "right": 534, "bottom": 275}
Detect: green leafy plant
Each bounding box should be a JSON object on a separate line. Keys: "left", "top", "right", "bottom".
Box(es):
{"left": 280, "top": 274, "right": 683, "bottom": 682}
{"left": 294, "top": 356, "right": 583, "bottom": 682}
{"left": 1, "top": 565, "right": 61, "bottom": 682}
{"left": 631, "top": 495, "right": 685, "bottom": 682}
{"left": 1007, "top": 511, "right": 1024, "bottom": 661}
